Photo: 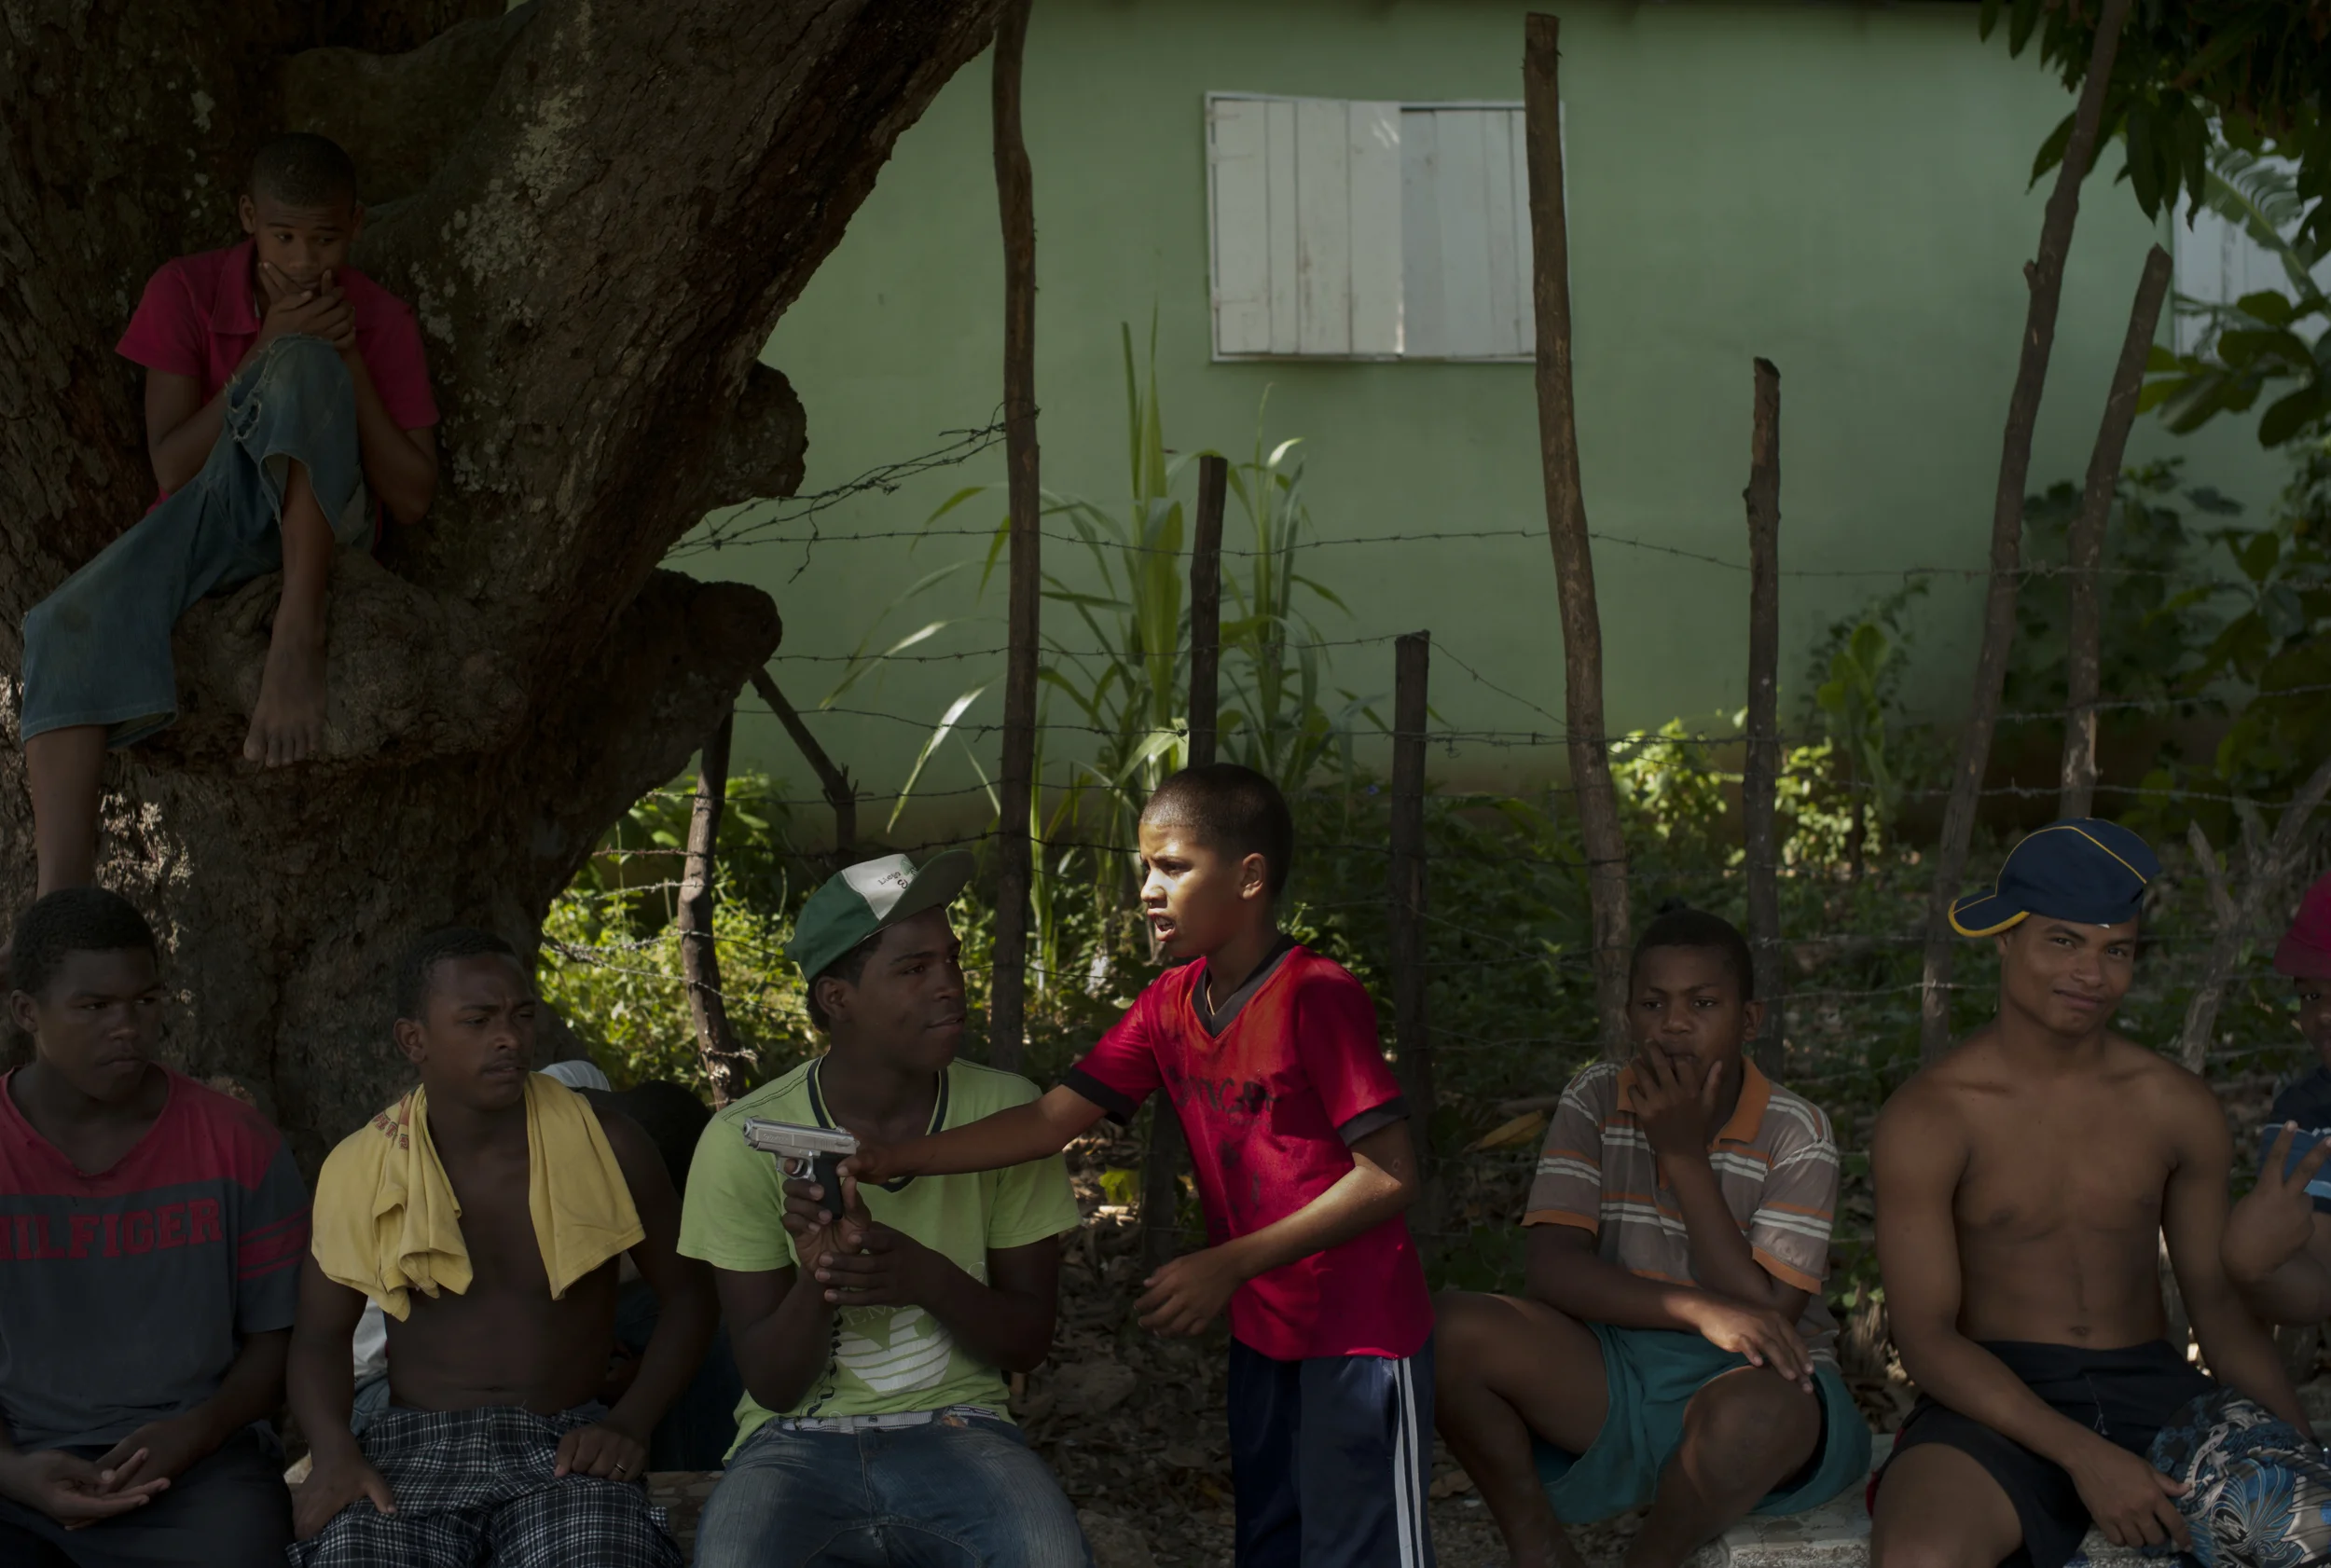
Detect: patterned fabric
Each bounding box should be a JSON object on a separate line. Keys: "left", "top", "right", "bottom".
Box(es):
{"left": 2148, "top": 1386, "right": 2331, "bottom": 1568}
{"left": 289, "top": 1404, "right": 681, "bottom": 1568}
{"left": 1524, "top": 1059, "right": 1841, "bottom": 1362}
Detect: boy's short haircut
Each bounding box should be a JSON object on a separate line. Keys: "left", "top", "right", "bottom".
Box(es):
{"left": 7, "top": 888, "right": 159, "bottom": 998}
{"left": 1630, "top": 903, "right": 1754, "bottom": 1000}
{"left": 249, "top": 132, "right": 358, "bottom": 208}
{"left": 393, "top": 925, "right": 521, "bottom": 1022}
{"left": 1140, "top": 763, "right": 1296, "bottom": 896}
{"left": 805, "top": 932, "right": 883, "bottom": 1034}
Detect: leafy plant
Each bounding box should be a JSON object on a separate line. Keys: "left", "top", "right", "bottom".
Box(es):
{"left": 2145, "top": 144, "right": 2331, "bottom": 449}
{"left": 1804, "top": 582, "right": 1929, "bottom": 874}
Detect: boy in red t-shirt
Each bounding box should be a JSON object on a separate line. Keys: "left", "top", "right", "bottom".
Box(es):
{"left": 820, "top": 763, "right": 1435, "bottom": 1567}
{"left": 19, "top": 131, "right": 439, "bottom": 899}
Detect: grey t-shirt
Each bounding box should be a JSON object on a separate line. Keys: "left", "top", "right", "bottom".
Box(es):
{"left": 0, "top": 1070, "right": 309, "bottom": 1449}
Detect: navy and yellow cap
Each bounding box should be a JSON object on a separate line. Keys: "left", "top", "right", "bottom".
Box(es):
{"left": 1949, "top": 818, "right": 2159, "bottom": 937}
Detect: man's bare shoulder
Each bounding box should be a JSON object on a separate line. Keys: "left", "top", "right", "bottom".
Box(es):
{"left": 1872, "top": 1035, "right": 1995, "bottom": 1158}
{"left": 577, "top": 1091, "right": 671, "bottom": 1204}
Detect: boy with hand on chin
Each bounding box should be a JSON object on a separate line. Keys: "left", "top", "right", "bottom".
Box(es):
{"left": 21, "top": 131, "right": 438, "bottom": 902}
{"left": 825, "top": 763, "right": 1434, "bottom": 1568}
{"left": 1433, "top": 907, "right": 1866, "bottom": 1568}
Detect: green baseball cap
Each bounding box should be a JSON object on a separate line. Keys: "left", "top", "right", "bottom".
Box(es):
{"left": 786, "top": 850, "right": 977, "bottom": 981}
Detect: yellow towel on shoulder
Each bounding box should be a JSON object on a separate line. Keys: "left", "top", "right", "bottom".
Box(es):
{"left": 312, "top": 1074, "right": 644, "bottom": 1320}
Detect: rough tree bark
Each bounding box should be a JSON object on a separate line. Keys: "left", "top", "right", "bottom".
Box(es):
{"left": 1917, "top": 0, "right": 2131, "bottom": 1062}
{"left": 2060, "top": 245, "right": 2172, "bottom": 819}
{"left": 1742, "top": 358, "right": 1785, "bottom": 1076}
{"left": 988, "top": 0, "right": 1039, "bottom": 1075}
{"left": 1524, "top": 12, "right": 1632, "bottom": 1055}
{"left": 0, "top": 0, "right": 1006, "bottom": 1166}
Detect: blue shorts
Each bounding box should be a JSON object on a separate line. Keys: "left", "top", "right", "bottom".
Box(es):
{"left": 1228, "top": 1337, "right": 1436, "bottom": 1568}
{"left": 1535, "top": 1324, "right": 1869, "bottom": 1523}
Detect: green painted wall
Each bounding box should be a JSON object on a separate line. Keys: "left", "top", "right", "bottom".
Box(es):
{"left": 721, "top": 0, "right": 2283, "bottom": 832}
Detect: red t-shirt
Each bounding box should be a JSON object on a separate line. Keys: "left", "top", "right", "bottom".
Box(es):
{"left": 1067, "top": 943, "right": 1432, "bottom": 1361}
{"left": 117, "top": 238, "right": 438, "bottom": 440}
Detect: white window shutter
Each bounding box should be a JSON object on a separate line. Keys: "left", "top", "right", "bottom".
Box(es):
{"left": 1207, "top": 97, "right": 1273, "bottom": 356}
{"left": 1208, "top": 93, "right": 1546, "bottom": 361}
{"left": 1264, "top": 98, "right": 1301, "bottom": 354}
{"left": 1293, "top": 98, "right": 1354, "bottom": 354}
{"left": 1400, "top": 108, "right": 1447, "bottom": 359}
{"left": 1348, "top": 102, "right": 1403, "bottom": 356}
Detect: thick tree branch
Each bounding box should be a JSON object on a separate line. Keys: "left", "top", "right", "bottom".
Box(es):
{"left": 280, "top": 2, "right": 541, "bottom": 204}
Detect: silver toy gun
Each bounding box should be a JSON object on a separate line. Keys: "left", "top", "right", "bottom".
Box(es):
{"left": 742, "top": 1118, "right": 858, "bottom": 1203}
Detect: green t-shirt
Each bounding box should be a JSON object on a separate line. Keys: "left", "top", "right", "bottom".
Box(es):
{"left": 678, "top": 1055, "right": 1080, "bottom": 1451}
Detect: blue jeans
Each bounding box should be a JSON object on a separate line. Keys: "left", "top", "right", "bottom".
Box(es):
{"left": 692, "top": 1414, "right": 1092, "bottom": 1568}
{"left": 20, "top": 333, "right": 368, "bottom": 746}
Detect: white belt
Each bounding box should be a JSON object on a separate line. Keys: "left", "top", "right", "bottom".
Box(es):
{"left": 774, "top": 1404, "right": 1000, "bottom": 1435}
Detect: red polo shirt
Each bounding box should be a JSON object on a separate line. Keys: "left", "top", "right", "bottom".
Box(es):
{"left": 117, "top": 238, "right": 438, "bottom": 438}
{"left": 1066, "top": 945, "right": 1432, "bottom": 1362}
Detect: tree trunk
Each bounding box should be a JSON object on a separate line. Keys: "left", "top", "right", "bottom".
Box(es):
{"left": 1742, "top": 358, "right": 1786, "bottom": 1076}
{"left": 2060, "top": 245, "right": 2172, "bottom": 819}
{"left": 989, "top": 0, "right": 1040, "bottom": 1075}
{"left": 0, "top": 0, "right": 1005, "bottom": 1166}
{"left": 1524, "top": 13, "right": 1633, "bottom": 1056}
{"left": 1917, "top": 0, "right": 2131, "bottom": 1062}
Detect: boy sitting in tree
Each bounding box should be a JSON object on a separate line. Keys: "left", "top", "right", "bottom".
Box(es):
{"left": 1433, "top": 906, "right": 1869, "bottom": 1568}
{"left": 0, "top": 888, "right": 311, "bottom": 1568}
{"left": 287, "top": 928, "right": 715, "bottom": 1568}
{"left": 831, "top": 764, "right": 1434, "bottom": 1567}
{"left": 20, "top": 131, "right": 438, "bottom": 898}
{"left": 679, "top": 851, "right": 1091, "bottom": 1567}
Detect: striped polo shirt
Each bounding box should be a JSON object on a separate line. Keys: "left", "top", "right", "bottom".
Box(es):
{"left": 1524, "top": 1058, "right": 1841, "bottom": 1363}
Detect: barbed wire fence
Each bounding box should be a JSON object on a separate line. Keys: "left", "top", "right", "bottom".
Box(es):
{"left": 546, "top": 452, "right": 2331, "bottom": 1268}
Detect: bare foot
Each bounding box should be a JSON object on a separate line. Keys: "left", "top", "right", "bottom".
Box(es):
{"left": 242, "top": 612, "right": 327, "bottom": 766}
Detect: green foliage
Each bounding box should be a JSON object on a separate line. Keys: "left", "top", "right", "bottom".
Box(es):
{"left": 2143, "top": 146, "right": 2331, "bottom": 450}
{"left": 1981, "top": 0, "right": 2329, "bottom": 251}
{"left": 2003, "top": 459, "right": 2240, "bottom": 740}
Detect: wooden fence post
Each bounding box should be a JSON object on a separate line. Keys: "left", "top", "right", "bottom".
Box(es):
{"left": 989, "top": 0, "right": 1041, "bottom": 1075}
{"left": 1918, "top": 0, "right": 2131, "bottom": 1061}
{"left": 749, "top": 667, "right": 856, "bottom": 860}
{"left": 1743, "top": 358, "right": 1786, "bottom": 1074}
{"left": 1524, "top": 13, "right": 1632, "bottom": 1056}
{"left": 1140, "top": 453, "right": 1226, "bottom": 1272}
{"left": 1390, "top": 633, "right": 1437, "bottom": 1190}
{"left": 679, "top": 707, "right": 755, "bottom": 1105}
{"left": 2061, "top": 245, "right": 2172, "bottom": 818}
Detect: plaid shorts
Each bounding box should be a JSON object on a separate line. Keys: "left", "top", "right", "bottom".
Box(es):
{"left": 289, "top": 1404, "right": 682, "bottom": 1568}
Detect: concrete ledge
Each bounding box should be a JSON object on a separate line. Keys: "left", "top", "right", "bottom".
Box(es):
{"left": 1705, "top": 1437, "right": 2142, "bottom": 1568}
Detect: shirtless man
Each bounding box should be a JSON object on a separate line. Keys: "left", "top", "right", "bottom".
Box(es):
{"left": 287, "top": 927, "right": 717, "bottom": 1567}
{"left": 1870, "top": 819, "right": 2310, "bottom": 1568}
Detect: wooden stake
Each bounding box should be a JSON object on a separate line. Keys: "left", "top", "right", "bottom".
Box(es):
{"left": 1139, "top": 454, "right": 1225, "bottom": 1272}
{"left": 1918, "top": 0, "right": 2131, "bottom": 1061}
{"left": 1188, "top": 455, "right": 1228, "bottom": 770}
{"left": 1742, "top": 358, "right": 1786, "bottom": 1074}
{"left": 2061, "top": 245, "right": 2172, "bottom": 818}
{"left": 678, "top": 708, "right": 754, "bottom": 1105}
{"left": 1524, "top": 13, "right": 1632, "bottom": 1056}
{"left": 2178, "top": 752, "right": 2331, "bottom": 1071}
{"left": 1390, "top": 632, "right": 1436, "bottom": 1184}
{"left": 990, "top": 0, "right": 1041, "bottom": 1075}
{"left": 749, "top": 666, "right": 855, "bottom": 860}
